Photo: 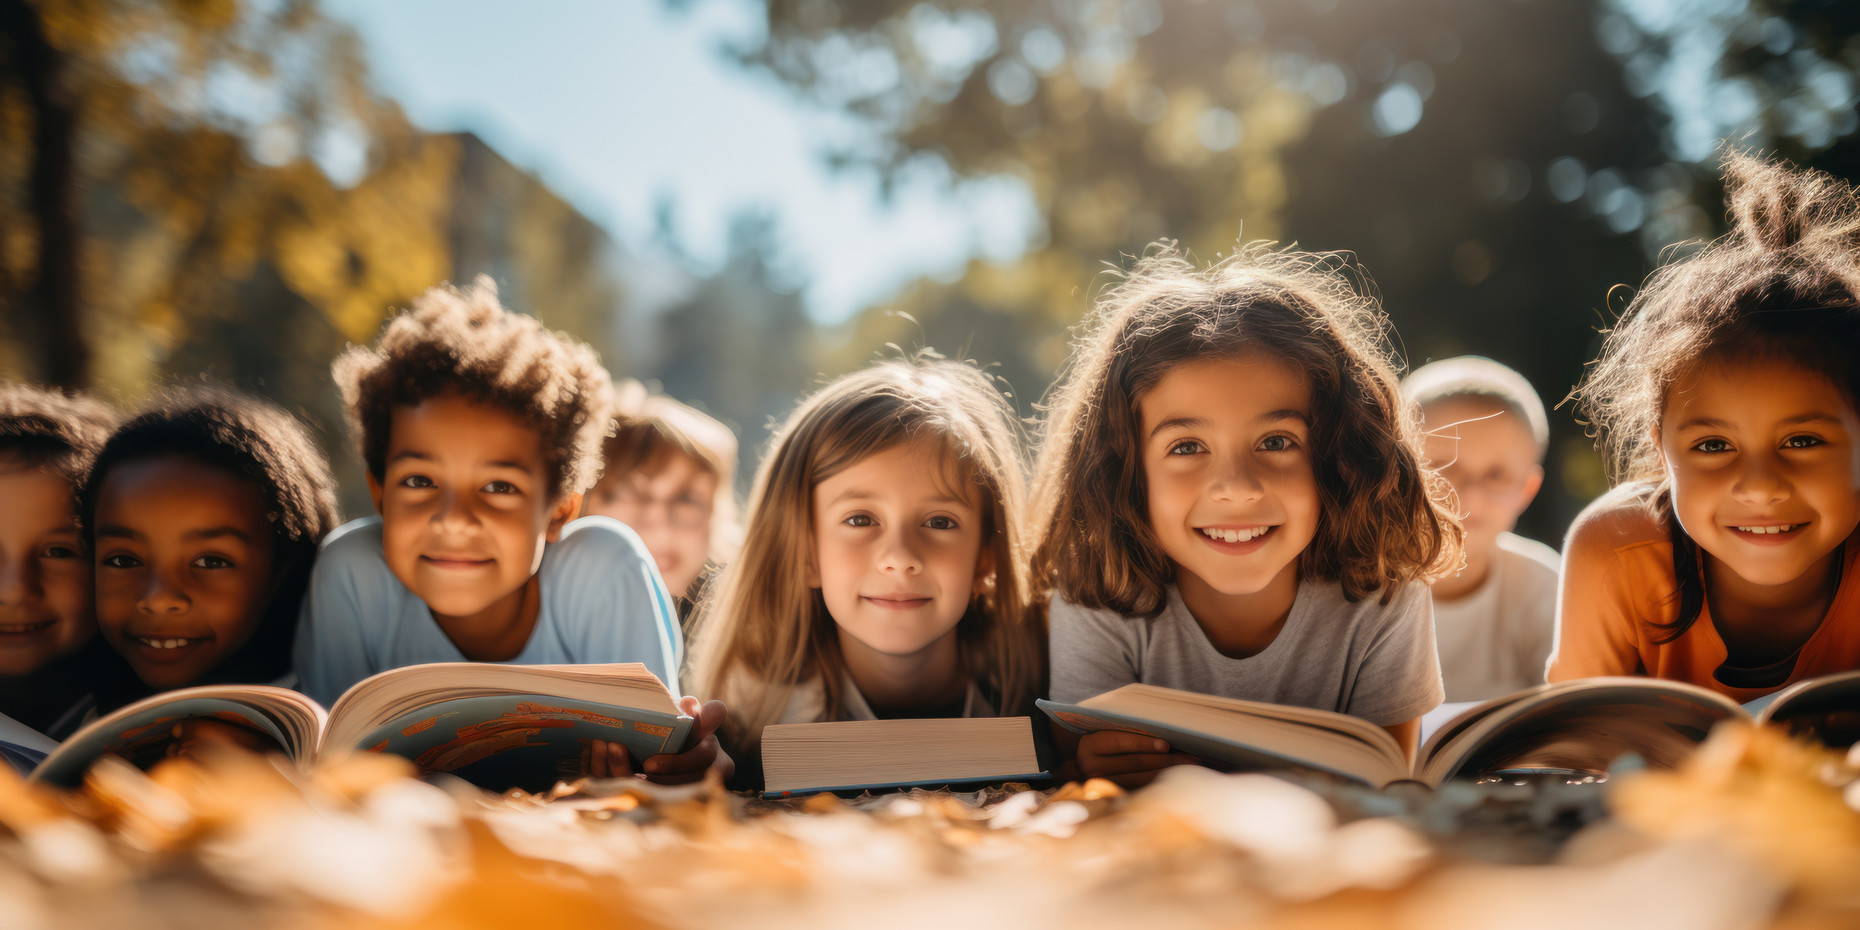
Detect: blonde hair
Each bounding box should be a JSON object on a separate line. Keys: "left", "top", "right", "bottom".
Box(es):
{"left": 1031, "top": 242, "right": 1462, "bottom": 613}
{"left": 690, "top": 358, "right": 1043, "bottom": 756}
{"left": 596, "top": 391, "right": 743, "bottom": 565}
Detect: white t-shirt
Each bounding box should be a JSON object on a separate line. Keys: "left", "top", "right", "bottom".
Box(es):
{"left": 1048, "top": 578, "right": 1443, "bottom": 727}
{"left": 1431, "top": 531, "right": 1560, "bottom": 703}
{"left": 293, "top": 516, "right": 683, "bottom": 707}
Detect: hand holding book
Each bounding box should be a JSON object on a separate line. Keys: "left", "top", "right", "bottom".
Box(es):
{"left": 1068, "top": 729, "right": 1200, "bottom": 789}
{"left": 583, "top": 696, "right": 733, "bottom": 785}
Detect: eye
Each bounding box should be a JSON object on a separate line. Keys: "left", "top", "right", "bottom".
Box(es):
{"left": 1691, "top": 438, "right": 1732, "bottom": 454}
{"left": 924, "top": 515, "right": 960, "bottom": 531}
{"left": 843, "top": 513, "right": 876, "bottom": 528}
{"left": 100, "top": 553, "right": 141, "bottom": 569}
{"left": 1258, "top": 434, "right": 1299, "bottom": 453}
{"left": 399, "top": 474, "right": 434, "bottom": 489}
{"left": 191, "top": 554, "right": 235, "bottom": 570}
{"left": 1167, "top": 440, "right": 1204, "bottom": 455}
{"left": 482, "top": 480, "right": 519, "bottom": 495}
{"left": 1783, "top": 434, "right": 1825, "bottom": 450}
{"left": 39, "top": 544, "right": 80, "bottom": 560}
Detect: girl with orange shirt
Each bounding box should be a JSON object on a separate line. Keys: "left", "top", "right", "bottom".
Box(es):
{"left": 1549, "top": 153, "right": 1860, "bottom": 700}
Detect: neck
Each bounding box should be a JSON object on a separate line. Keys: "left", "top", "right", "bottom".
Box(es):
{"left": 431, "top": 576, "right": 541, "bottom": 662}
{"left": 1176, "top": 559, "right": 1301, "bottom": 659}
{"left": 838, "top": 626, "right": 968, "bottom": 718}
{"left": 1705, "top": 546, "right": 1842, "bottom": 662}
{"left": 0, "top": 639, "right": 116, "bottom": 731}
{"left": 1430, "top": 544, "right": 1493, "bottom": 601}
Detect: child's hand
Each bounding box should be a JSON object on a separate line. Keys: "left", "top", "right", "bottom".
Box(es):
{"left": 1074, "top": 730, "right": 1199, "bottom": 789}
{"left": 638, "top": 696, "right": 733, "bottom": 785}
{"left": 578, "top": 697, "right": 734, "bottom": 785}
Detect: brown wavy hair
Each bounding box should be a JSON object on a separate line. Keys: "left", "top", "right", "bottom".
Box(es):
{"left": 332, "top": 276, "right": 613, "bottom": 500}
{"left": 690, "top": 358, "right": 1043, "bottom": 758}
{"left": 1030, "top": 242, "right": 1461, "bottom": 614}
{"left": 1574, "top": 151, "right": 1860, "bottom": 643}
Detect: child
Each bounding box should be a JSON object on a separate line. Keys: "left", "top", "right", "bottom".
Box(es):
{"left": 581, "top": 391, "right": 742, "bottom": 629}
{"left": 0, "top": 384, "right": 130, "bottom": 738}
{"left": 1034, "top": 244, "right": 1461, "bottom": 787}
{"left": 690, "top": 358, "right": 1044, "bottom": 786}
{"left": 298, "top": 277, "right": 723, "bottom": 783}
{"left": 1549, "top": 153, "right": 1860, "bottom": 700}
{"left": 79, "top": 387, "right": 339, "bottom": 704}
{"left": 1402, "top": 357, "right": 1560, "bottom": 702}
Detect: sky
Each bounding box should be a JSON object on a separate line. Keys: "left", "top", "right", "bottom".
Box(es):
{"left": 320, "top": 0, "right": 1039, "bottom": 324}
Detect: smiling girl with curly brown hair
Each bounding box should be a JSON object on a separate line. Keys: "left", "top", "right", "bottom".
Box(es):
{"left": 1034, "top": 242, "right": 1461, "bottom": 787}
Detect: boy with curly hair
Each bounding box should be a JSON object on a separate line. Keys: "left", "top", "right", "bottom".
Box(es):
{"left": 0, "top": 383, "right": 132, "bottom": 740}
{"left": 296, "top": 278, "right": 686, "bottom": 699}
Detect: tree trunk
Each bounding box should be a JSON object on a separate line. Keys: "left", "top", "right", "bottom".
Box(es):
{"left": 2, "top": 0, "right": 89, "bottom": 388}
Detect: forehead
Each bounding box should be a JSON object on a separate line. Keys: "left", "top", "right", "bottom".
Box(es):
{"left": 1421, "top": 396, "right": 1538, "bottom": 447}
{"left": 0, "top": 467, "right": 79, "bottom": 532}
{"left": 1664, "top": 356, "right": 1856, "bottom": 428}
{"left": 814, "top": 439, "right": 977, "bottom": 508}
{"left": 95, "top": 455, "right": 268, "bottom": 528}
{"left": 1139, "top": 352, "right": 1310, "bottom": 425}
{"left": 388, "top": 394, "right": 546, "bottom": 468}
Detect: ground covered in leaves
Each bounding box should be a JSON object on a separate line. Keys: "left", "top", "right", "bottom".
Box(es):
{"left": 0, "top": 724, "right": 1856, "bottom": 930}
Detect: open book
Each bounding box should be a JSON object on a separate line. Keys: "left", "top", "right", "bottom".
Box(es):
{"left": 1038, "top": 672, "right": 1860, "bottom": 790}
{"left": 760, "top": 716, "right": 1046, "bottom": 798}
{"left": 30, "top": 663, "right": 694, "bottom": 792}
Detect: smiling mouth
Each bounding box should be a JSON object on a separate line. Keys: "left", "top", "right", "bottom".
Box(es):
{"left": 131, "top": 635, "right": 209, "bottom": 651}
{"left": 0, "top": 619, "right": 56, "bottom": 635}
{"left": 1731, "top": 523, "right": 1807, "bottom": 536}
{"left": 1199, "top": 526, "right": 1276, "bottom": 544}
{"left": 863, "top": 595, "right": 933, "bottom": 609}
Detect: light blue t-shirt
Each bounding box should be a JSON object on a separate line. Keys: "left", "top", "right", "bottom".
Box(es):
{"left": 293, "top": 515, "right": 683, "bottom": 707}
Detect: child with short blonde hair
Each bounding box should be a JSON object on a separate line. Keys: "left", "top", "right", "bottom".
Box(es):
{"left": 691, "top": 358, "right": 1044, "bottom": 785}
{"left": 1034, "top": 243, "right": 1461, "bottom": 786}
{"left": 1402, "top": 357, "right": 1560, "bottom": 701}
{"left": 582, "top": 391, "right": 742, "bottom": 623}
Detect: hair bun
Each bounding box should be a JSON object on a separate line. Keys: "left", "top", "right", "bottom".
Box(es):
{"left": 1723, "top": 149, "right": 1860, "bottom": 257}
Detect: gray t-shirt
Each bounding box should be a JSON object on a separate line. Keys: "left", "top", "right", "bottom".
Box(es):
{"left": 1049, "top": 578, "right": 1443, "bottom": 726}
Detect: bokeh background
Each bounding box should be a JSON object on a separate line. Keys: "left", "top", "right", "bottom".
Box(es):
{"left": 3, "top": 0, "right": 1858, "bottom": 544}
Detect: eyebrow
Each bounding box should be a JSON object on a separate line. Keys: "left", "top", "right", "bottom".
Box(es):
{"left": 1148, "top": 409, "right": 1310, "bottom": 439}
{"left": 95, "top": 525, "right": 249, "bottom": 543}
{"left": 1675, "top": 412, "right": 1846, "bottom": 431}
{"left": 388, "top": 450, "right": 533, "bottom": 471}
{"left": 824, "top": 488, "right": 969, "bottom": 508}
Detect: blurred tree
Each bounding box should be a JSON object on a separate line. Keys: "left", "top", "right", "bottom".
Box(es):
{"left": 0, "top": 0, "right": 451, "bottom": 394}
{"left": 649, "top": 211, "right": 816, "bottom": 479}
{"left": 730, "top": 0, "right": 1678, "bottom": 541}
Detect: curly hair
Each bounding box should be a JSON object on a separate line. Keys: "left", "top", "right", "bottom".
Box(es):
{"left": 0, "top": 383, "right": 121, "bottom": 486}
{"left": 691, "top": 357, "right": 1044, "bottom": 760}
{"left": 1574, "top": 150, "right": 1860, "bottom": 643}
{"left": 1030, "top": 242, "right": 1462, "bottom": 613}
{"left": 77, "top": 385, "right": 340, "bottom": 688}
{"left": 332, "top": 276, "right": 614, "bottom": 499}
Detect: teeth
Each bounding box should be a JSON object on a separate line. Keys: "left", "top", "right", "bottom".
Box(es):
{"left": 1202, "top": 526, "right": 1272, "bottom": 543}
{"left": 135, "top": 636, "right": 194, "bottom": 650}
{"left": 1734, "top": 524, "right": 1803, "bottom": 535}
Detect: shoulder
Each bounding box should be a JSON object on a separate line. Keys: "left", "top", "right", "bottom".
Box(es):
{"left": 1565, "top": 483, "right": 1668, "bottom": 561}
{"left": 1309, "top": 576, "right": 1428, "bottom": 623}
{"left": 545, "top": 516, "right": 655, "bottom": 574}
{"left": 310, "top": 517, "right": 396, "bottom": 588}
{"left": 1047, "top": 589, "right": 1151, "bottom": 635}
{"left": 1497, "top": 531, "right": 1562, "bottom": 579}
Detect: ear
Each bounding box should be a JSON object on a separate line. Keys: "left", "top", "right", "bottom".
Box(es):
{"left": 366, "top": 471, "right": 385, "bottom": 516}
{"left": 804, "top": 527, "right": 822, "bottom": 589}
{"left": 1520, "top": 464, "right": 1545, "bottom": 509}
{"left": 1651, "top": 423, "right": 1673, "bottom": 478}
{"left": 973, "top": 543, "right": 997, "bottom": 593}
{"left": 545, "top": 491, "right": 583, "bottom": 543}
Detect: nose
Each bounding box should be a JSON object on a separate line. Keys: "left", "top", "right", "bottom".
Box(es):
{"left": 431, "top": 487, "right": 481, "bottom": 535}
{"left": 138, "top": 566, "right": 189, "bottom": 615}
{"left": 1730, "top": 451, "right": 1791, "bottom": 507}
{"left": 1207, "top": 451, "right": 1266, "bottom": 504}
{"left": 0, "top": 555, "right": 42, "bottom": 607}
{"left": 875, "top": 529, "right": 924, "bottom": 576}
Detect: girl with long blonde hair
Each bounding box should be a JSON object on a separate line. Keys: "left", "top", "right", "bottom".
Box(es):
{"left": 691, "top": 358, "right": 1043, "bottom": 783}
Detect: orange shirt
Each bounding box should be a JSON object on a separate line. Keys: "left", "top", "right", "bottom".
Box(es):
{"left": 1547, "top": 490, "right": 1860, "bottom": 703}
